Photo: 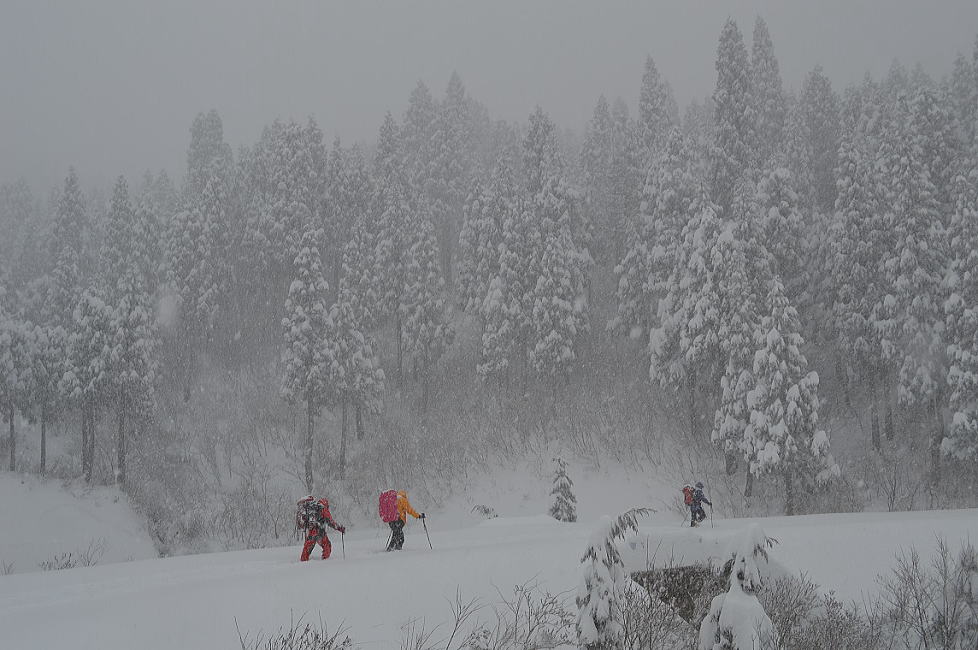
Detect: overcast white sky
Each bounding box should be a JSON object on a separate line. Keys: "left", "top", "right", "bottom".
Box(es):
{"left": 2, "top": 0, "right": 976, "bottom": 192}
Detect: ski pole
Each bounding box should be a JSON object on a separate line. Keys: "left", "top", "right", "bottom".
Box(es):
{"left": 341, "top": 532, "right": 346, "bottom": 560}
{"left": 422, "top": 517, "right": 433, "bottom": 550}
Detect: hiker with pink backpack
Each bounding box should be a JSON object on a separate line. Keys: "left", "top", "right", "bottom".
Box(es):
{"left": 379, "top": 489, "right": 426, "bottom": 551}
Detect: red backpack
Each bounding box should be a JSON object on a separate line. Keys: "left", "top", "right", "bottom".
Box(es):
{"left": 378, "top": 490, "right": 399, "bottom": 523}
{"left": 682, "top": 486, "right": 694, "bottom": 506}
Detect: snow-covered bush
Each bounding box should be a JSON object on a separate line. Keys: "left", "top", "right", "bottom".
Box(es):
{"left": 619, "top": 578, "right": 697, "bottom": 649}
{"left": 471, "top": 504, "right": 498, "bottom": 520}
{"left": 548, "top": 457, "right": 577, "bottom": 522}
{"left": 698, "top": 524, "right": 777, "bottom": 650}
{"left": 878, "top": 538, "right": 978, "bottom": 649}
{"left": 235, "top": 614, "right": 354, "bottom": 650}
{"left": 463, "top": 581, "right": 574, "bottom": 650}
{"left": 576, "top": 508, "right": 653, "bottom": 649}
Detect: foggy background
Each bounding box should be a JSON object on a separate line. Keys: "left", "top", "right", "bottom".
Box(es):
{"left": 3, "top": 0, "right": 977, "bottom": 190}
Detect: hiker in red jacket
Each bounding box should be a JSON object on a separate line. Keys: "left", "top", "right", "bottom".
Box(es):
{"left": 297, "top": 496, "right": 346, "bottom": 561}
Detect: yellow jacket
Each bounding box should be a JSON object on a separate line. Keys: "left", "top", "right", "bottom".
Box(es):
{"left": 396, "top": 491, "right": 420, "bottom": 522}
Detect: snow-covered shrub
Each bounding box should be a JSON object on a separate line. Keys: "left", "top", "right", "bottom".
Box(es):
{"left": 619, "top": 578, "right": 697, "bottom": 649}
{"left": 698, "top": 524, "right": 777, "bottom": 650}
{"left": 463, "top": 581, "right": 574, "bottom": 650}
{"left": 236, "top": 614, "right": 354, "bottom": 650}
{"left": 471, "top": 504, "right": 498, "bottom": 519}
{"left": 576, "top": 508, "right": 653, "bottom": 649}
{"left": 38, "top": 538, "right": 105, "bottom": 571}
{"left": 756, "top": 573, "right": 818, "bottom": 648}
{"left": 548, "top": 457, "right": 577, "bottom": 522}
{"left": 877, "top": 538, "right": 978, "bottom": 649}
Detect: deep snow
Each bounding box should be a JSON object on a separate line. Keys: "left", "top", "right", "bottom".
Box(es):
{"left": 0, "top": 473, "right": 157, "bottom": 576}
{"left": 2, "top": 501, "right": 977, "bottom": 650}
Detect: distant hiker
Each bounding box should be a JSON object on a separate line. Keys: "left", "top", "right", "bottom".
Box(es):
{"left": 296, "top": 495, "right": 346, "bottom": 561}
{"left": 379, "top": 489, "right": 424, "bottom": 551}
{"left": 686, "top": 481, "right": 712, "bottom": 527}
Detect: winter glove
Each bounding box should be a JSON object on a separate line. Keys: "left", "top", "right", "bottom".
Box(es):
{"left": 337, "top": 526, "right": 346, "bottom": 534}
{"left": 420, "top": 513, "right": 426, "bottom": 519}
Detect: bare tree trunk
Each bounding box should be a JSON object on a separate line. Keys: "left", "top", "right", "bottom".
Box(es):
{"left": 930, "top": 398, "right": 944, "bottom": 489}
{"left": 870, "top": 376, "right": 881, "bottom": 451}
{"left": 87, "top": 405, "right": 96, "bottom": 483}
{"left": 7, "top": 402, "right": 14, "bottom": 472}
{"left": 117, "top": 392, "right": 126, "bottom": 488}
{"left": 81, "top": 404, "right": 89, "bottom": 480}
{"left": 884, "top": 378, "right": 895, "bottom": 440}
{"left": 551, "top": 376, "right": 558, "bottom": 420}
{"left": 395, "top": 313, "right": 403, "bottom": 384}
{"left": 304, "top": 398, "right": 314, "bottom": 493}
{"left": 784, "top": 469, "right": 795, "bottom": 516}
{"left": 836, "top": 354, "right": 851, "bottom": 408}
{"left": 40, "top": 405, "right": 47, "bottom": 474}
{"left": 687, "top": 372, "right": 697, "bottom": 441}
{"left": 355, "top": 401, "right": 364, "bottom": 441}
{"left": 339, "top": 397, "right": 348, "bottom": 479}
{"left": 744, "top": 470, "right": 754, "bottom": 498}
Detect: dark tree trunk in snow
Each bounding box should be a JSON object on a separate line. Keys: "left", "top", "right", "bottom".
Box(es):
{"left": 117, "top": 394, "right": 126, "bottom": 487}
{"left": 40, "top": 405, "right": 47, "bottom": 474}
{"left": 304, "top": 397, "right": 314, "bottom": 493}
{"left": 7, "top": 402, "right": 14, "bottom": 472}
{"left": 687, "top": 372, "right": 697, "bottom": 441}
{"left": 81, "top": 407, "right": 88, "bottom": 480}
{"left": 395, "top": 313, "right": 403, "bottom": 384}
{"left": 835, "top": 354, "right": 851, "bottom": 408}
{"left": 87, "top": 405, "right": 96, "bottom": 484}
{"left": 870, "top": 377, "right": 881, "bottom": 451}
{"left": 744, "top": 469, "right": 754, "bottom": 498}
{"left": 339, "top": 397, "right": 348, "bottom": 479}
{"left": 884, "top": 381, "right": 895, "bottom": 440}
{"left": 355, "top": 402, "right": 364, "bottom": 441}
{"left": 929, "top": 398, "right": 944, "bottom": 489}
{"left": 551, "top": 377, "right": 558, "bottom": 421}
{"left": 784, "top": 469, "right": 795, "bottom": 516}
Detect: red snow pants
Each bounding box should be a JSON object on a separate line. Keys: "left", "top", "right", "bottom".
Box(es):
{"left": 300, "top": 527, "right": 332, "bottom": 561}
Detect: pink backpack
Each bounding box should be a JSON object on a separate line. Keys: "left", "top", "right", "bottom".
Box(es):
{"left": 378, "top": 490, "right": 399, "bottom": 523}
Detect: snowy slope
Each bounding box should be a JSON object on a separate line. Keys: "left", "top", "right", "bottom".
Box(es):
{"left": 0, "top": 473, "right": 157, "bottom": 576}
{"left": 2, "top": 507, "right": 976, "bottom": 650}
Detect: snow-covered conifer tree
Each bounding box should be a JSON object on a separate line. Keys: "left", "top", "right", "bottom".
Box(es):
{"left": 281, "top": 229, "right": 333, "bottom": 492}
{"left": 325, "top": 288, "right": 385, "bottom": 475}
{"left": 749, "top": 17, "right": 786, "bottom": 168}
{"left": 49, "top": 169, "right": 87, "bottom": 327}
{"left": 581, "top": 95, "right": 615, "bottom": 258}
{"left": 0, "top": 311, "right": 30, "bottom": 472}
{"left": 530, "top": 225, "right": 588, "bottom": 417}
{"left": 576, "top": 509, "right": 651, "bottom": 649}
{"left": 549, "top": 456, "right": 577, "bottom": 522}
{"left": 638, "top": 56, "right": 675, "bottom": 161}
{"left": 650, "top": 200, "right": 724, "bottom": 439}
{"left": 24, "top": 323, "right": 66, "bottom": 474}
{"left": 62, "top": 290, "right": 114, "bottom": 482}
{"left": 607, "top": 99, "right": 645, "bottom": 261}
{"left": 742, "top": 280, "right": 837, "bottom": 514}
{"left": 400, "top": 216, "right": 454, "bottom": 409}
{"left": 944, "top": 163, "right": 978, "bottom": 461}
{"left": 800, "top": 66, "right": 841, "bottom": 213}
{"left": 880, "top": 88, "right": 950, "bottom": 482}
{"left": 612, "top": 128, "right": 700, "bottom": 340}
{"left": 710, "top": 19, "right": 755, "bottom": 214}
{"left": 698, "top": 525, "right": 777, "bottom": 650}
